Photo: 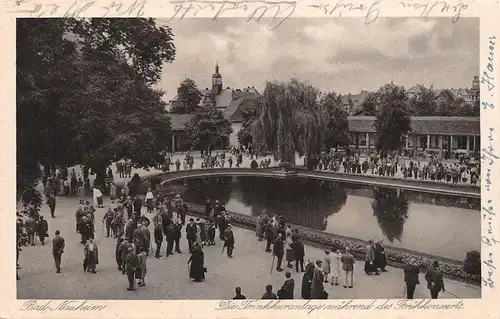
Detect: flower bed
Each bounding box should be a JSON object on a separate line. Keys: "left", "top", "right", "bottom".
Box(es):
{"left": 183, "top": 202, "right": 480, "bottom": 285}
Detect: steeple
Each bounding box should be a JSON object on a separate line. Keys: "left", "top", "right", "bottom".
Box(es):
{"left": 212, "top": 61, "right": 223, "bottom": 98}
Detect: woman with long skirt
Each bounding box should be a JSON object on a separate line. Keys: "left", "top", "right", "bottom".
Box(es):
{"left": 188, "top": 242, "right": 205, "bottom": 282}
{"left": 301, "top": 261, "right": 315, "bottom": 299}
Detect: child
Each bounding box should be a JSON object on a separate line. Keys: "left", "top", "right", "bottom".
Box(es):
{"left": 322, "top": 250, "right": 331, "bottom": 283}
{"left": 208, "top": 221, "right": 216, "bottom": 245}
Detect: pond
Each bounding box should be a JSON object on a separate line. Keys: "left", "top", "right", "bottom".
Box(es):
{"left": 162, "top": 176, "right": 480, "bottom": 261}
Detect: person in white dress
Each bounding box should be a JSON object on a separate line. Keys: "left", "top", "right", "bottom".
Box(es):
{"left": 330, "top": 249, "right": 341, "bottom": 286}
{"left": 322, "top": 250, "right": 331, "bottom": 283}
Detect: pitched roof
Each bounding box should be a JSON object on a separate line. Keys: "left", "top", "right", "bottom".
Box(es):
{"left": 226, "top": 96, "right": 259, "bottom": 122}
{"left": 347, "top": 116, "right": 480, "bottom": 135}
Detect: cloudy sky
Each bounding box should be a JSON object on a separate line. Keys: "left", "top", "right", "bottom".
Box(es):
{"left": 156, "top": 18, "right": 478, "bottom": 101}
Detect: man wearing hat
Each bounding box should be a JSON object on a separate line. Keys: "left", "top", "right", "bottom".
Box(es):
{"left": 403, "top": 261, "right": 423, "bottom": 299}
{"left": 185, "top": 218, "right": 197, "bottom": 253}
{"left": 425, "top": 261, "right": 445, "bottom": 299}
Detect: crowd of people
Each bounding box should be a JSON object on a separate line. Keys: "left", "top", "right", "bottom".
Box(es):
{"left": 17, "top": 160, "right": 449, "bottom": 299}
{"left": 314, "top": 149, "right": 480, "bottom": 187}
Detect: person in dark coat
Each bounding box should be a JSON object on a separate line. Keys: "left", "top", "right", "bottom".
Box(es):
{"left": 425, "top": 261, "right": 445, "bottom": 299}
{"left": 273, "top": 233, "right": 285, "bottom": 272}
{"left": 403, "top": 262, "right": 423, "bottom": 299}
{"left": 119, "top": 237, "right": 132, "bottom": 274}
{"left": 204, "top": 198, "right": 212, "bottom": 219}
{"left": 36, "top": 216, "right": 48, "bottom": 245}
{"left": 102, "top": 208, "right": 114, "bottom": 238}
{"left": 261, "top": 285, "right": 277, "bottom": 299}
{"left": 311, "top": 260, "right": 327, "bottom": 299}
{"left": 179, "top": 202, "right": 188, "bottom": 225}
{"left": 154, "top": 222, "right": 163, "bottom": 258}
{"left": 218, "top": 212, "right": 228, "bottom": 240}
{"left": 116, "top": 237, "right": 124, "bottom": 271}
{"left": 47, "top": 193, "right": 56, "bottom": 218}
{"left": 174, "top": 219, "right": 182, "bottom": 253}
{"left": 374, "top": 240, "right": 388, "bottom": 272}
{"left": 52, "top": 230, "right": 65, "bottom": 273}
{"left": 25, "top": 215, "right": 36, "bottom": 246}
{"left": 133, "top": 195, "right": 142, "bottom": 215}
{"left": 79, "top": 217, "right": 94, "bottom": 244}
{"left": 265, "top": 220, "right": 274, "bottom": 253}
{"left": 278, "top": 271, "right": 295, "bottom": 299}
{"left": 223, "top": 224, "right": 235, "bottom": 258}
{"left": 301, "top": 261, "right": 315, "bottom": 299}
{"left": 188, "top": 242, "right": 205, "bottom": 282}
{"left": 291, "top": 237, "right": 305, "bottom": 272}
{"left": 165, "top": 223, "right": 176, "bottom": 256}
{"left": 186, "top": 218, "right": 197, "bottom": 253}
{"left": 125, "top": 247, "right": 139, "bottom": 291}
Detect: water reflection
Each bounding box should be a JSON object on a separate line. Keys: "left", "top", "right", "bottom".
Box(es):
{"left": 163, "top": 176, "right": 480, "bottom": 259}
{"left": 372, "top": 187, "right": 409, "bottom": 243}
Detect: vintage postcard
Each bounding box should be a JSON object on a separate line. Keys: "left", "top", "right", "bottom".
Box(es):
{"left": 1, "top": 0, "right": 499, "bottom": 318}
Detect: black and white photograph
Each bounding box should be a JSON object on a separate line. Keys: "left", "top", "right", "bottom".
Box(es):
{"left": 15, "top": 17, "right": 484, "bottom": 302}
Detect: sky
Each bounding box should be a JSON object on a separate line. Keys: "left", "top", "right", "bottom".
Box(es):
{"left": 155, "top": 18, "right": 479, "bottom": 101}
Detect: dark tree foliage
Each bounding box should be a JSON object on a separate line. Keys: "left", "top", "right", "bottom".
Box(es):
{"left": 372, "top": 187, "right": 409, "bottom": 243}
{"left": 185, "top": 106, "right": 233, "bottom": 151}
{"left": 17, "top": 18, "right": 176, "bottom": 205}
{"left": 358, "top": 92, "right": 379, "bottom": 116}
{"left": 319, "top": 92, "right": 350, "bottom": 150}
{"left": 374, "top": 85, "right": 412, "bottom": 154}
{"left": 237, "top": 98, "right": 260, "bottom": 147}
{"left": 408, "top": 85, "right": 437, "bottom": 116}
{"left": 170, "top": 78, "right": 203, "bottom": 114}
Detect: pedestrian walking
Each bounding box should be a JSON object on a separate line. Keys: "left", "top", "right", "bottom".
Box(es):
{"left": 52, "top": 230, "right": 65, "bottom": 273}
{"left": 403, "top": 262, "right": 423, "bottom": 299}
{"left": 425, "top": 261, "right": 445, "bottom": 299}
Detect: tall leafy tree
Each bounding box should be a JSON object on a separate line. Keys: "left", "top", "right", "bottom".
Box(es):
{"left": 319, "top": 92, "right": 350, "bottom": 150}
{"left": 252, "top": 79, "right": 322, "bottom": 164}
{"left": 374, "top": 85, "right": 411, "bottom": 155}
{"left": 17, "top": 18, "right": 176, "bottom": 203}
{"left": 185, "top": 106, "right": 233, "bottom": 151}
{"left": 237, "top": 98, "right": 260, "bottom": 147}
{"left": 171, "top": 78, "right": 203, "bottom": 114}
{"left": 408, "top": 85, "right": 437, "bottom": 116}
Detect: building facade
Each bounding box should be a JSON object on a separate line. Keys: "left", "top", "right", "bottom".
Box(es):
{"left": 168, "top": 63, "right": 259, "bottom": 152}
{"left": 347, "top": 116, "right": 480, "bottom": 159}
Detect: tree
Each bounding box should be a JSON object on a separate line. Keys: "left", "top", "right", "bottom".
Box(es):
{"left": 171, "top": 78, "right": 203, "bottom": 114}
{"left": 237, "top": 98, "right": 260, "bottom": 147}
{"left": 17, "top": 18, "right": 176, "bottom": 203}
{"left": 319, "top": 92, "right": 350, "bottom": 150}
{"left": 252, "top": 79, "right": 322, "bottom": 164}
{"left": 408, "top": 85, "right": 437, "bottom": 116}
{"left": 185, "top": 106, "right": 233, "bottom": 151}
{"left": 374, "top": 85, "right": 411, "bottom": 155}
{"left": 358, "top": 92, "right": 379, "bottom": 116}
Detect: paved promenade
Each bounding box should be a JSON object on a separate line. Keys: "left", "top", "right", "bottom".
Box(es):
{"left": 17, "top": 196, "right": 480, "bottom": 300}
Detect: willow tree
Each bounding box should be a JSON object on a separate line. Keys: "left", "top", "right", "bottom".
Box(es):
{"left": 252, "top": 79, "right": 322, "bottom": 164}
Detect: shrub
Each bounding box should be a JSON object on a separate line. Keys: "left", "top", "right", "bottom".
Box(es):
{"left": 463, "top": 250, "right": 481, "bottom": 275}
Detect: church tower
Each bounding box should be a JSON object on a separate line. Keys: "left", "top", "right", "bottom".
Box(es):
{"left": 211, "top": 62, "right": 223, "bottom": 102}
